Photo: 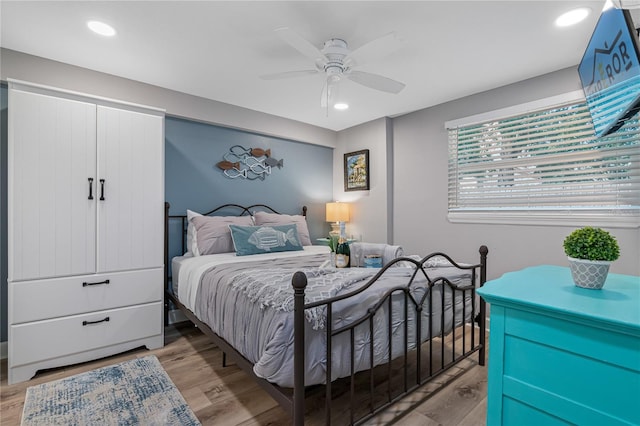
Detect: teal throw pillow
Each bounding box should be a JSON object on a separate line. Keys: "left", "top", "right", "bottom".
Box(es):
{"left": 229, "top": 224, "right": 303, "bottom": 256}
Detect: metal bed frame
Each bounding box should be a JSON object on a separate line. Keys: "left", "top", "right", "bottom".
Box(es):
{"left": 164, "top": 202, "right": 488, "bottom": 425}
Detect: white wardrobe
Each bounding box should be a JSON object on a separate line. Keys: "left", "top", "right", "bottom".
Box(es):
{"left": 7, "top": 80, "right": 165, "bottom": 384}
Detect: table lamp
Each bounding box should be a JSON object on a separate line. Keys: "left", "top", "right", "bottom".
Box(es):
{"left": 326, "top": 202, "right": 350, "bottom": 238}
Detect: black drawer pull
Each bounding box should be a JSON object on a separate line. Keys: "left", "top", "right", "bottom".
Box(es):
{"left": 82, "top": 279, "right": 110, "bottom": 287}
{"left": 99, "top": 179, "right": 106, "bottom": 201}
{"left": 88, "top": 178, "right": 94, "bottom": 200}
{"left": 82, "top": 317, "right": 110, "bottom": 326}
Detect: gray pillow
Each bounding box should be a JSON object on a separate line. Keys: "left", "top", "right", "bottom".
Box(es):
{"left": 191, "top": 215, "right": 254, "bottom": 255}
{"left": 253, "top": 211, "right": 312, "bottom": 246}
{"left": 186, "top": 209, "right": 202, "bottom": 255}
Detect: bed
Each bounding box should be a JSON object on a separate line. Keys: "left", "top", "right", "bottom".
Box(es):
{"left": 164, "top": 203, "right": 488, "bottom": 425}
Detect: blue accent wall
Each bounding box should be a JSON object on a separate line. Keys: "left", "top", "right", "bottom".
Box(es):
{"left": 165, "top": 116, "right": 333, "bottom": 259}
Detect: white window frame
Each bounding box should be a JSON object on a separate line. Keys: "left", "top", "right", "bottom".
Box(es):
{"left": 445, "top": 90, "right": 640, "bottom": 229}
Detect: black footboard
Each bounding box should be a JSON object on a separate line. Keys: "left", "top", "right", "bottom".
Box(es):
{"left": 292, "top": 246, "right": 488, "bottom": 426}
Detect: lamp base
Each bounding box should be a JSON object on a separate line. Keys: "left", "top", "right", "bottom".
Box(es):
{"left": 329, "top": 222, "right": 340, "bottom": 238}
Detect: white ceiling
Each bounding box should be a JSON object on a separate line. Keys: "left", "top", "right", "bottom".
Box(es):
{"left": 0, "top": 1, "right": 617, "bottom": 131}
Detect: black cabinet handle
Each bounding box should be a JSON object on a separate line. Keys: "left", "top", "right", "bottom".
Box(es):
{"left": 99, "top": 179, "right": 105, "bottom": 201}
{"left": 82, "top": 317, "right": 110, "bottom": 326}
{"left": 82, "top": 279, "right": 110, "bottom": 287}
{"left": 88, "top": 178, "right": 94, "bottom": 200}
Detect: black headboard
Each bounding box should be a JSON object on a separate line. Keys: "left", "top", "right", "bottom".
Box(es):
{"left": 163, "top": 202, "right": 307, "bottom": 291}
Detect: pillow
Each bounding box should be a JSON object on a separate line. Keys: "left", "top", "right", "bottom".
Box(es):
{"left": 229, "top": 224, "right": 303, "bottom": 256}
{"left": 253, "top": 211, "right": 312, "bottom": 246}
{"left": 186, "top": 209, "right": 202, "bottom": 255}
{"left": 191, "top": 214, "right": 254, "bottom": 256}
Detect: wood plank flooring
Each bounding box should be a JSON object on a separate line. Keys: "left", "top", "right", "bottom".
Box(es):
{"left": 0, "top": 322, "right": 487, "bottom": 425}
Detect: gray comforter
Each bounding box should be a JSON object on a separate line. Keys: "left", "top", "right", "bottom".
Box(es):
{"left": 191, "top": 254, "right": 474, "bottom": 387}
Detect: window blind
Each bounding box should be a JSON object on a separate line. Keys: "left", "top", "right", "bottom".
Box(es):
{"left": 447, "top": 100, "right": 640, "bottom": 219}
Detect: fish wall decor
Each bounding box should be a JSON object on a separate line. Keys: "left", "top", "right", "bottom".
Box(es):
{"left": 216, "top": 144, "right": 284, "bottom": 180}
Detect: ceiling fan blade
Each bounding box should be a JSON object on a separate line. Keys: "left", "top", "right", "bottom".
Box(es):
{"left": 275, "top": 27, "right": 326, "bottom": 65}
{"left": 347, "top": 70, "right": 405, "bottom": 94}
{"left": 260, "top": 69, "right": 319, "bottom": 80}
{"left": 344, "top": 32, "right": 403, "bottom": 68}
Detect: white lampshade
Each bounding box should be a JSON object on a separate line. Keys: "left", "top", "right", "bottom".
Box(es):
{"left": 326, "top": 202, "right": 350, "bottom": 223}
{"left": 326, "top": 202, "right": 350, "bottom": 238}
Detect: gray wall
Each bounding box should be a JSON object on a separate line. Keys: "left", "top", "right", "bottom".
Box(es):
{"left": 391, "top": 67, "right": 640, "bottom": 279}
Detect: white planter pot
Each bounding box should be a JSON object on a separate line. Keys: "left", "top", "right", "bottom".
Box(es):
{"left": 567, "top": 257, "right": 611, "bottom": 290}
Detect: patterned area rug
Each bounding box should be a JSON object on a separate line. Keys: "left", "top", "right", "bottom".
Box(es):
{"left": 21, "top": 355, "right": 200, "bottom": 425}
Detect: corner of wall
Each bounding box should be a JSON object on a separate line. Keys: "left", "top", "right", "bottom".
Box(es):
{"left": 334, "top": 118, "right": 391, "bottom": 243}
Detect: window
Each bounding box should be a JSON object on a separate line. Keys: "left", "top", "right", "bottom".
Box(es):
{"left": 446, "top": 91, "right": 640, "bottom": 227}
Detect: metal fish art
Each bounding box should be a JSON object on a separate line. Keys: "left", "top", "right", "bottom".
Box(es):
{"left": 251, "top": 148, "right": 271, "bottom": 158}
{"left": 216, "top": 160, "right": 240, "bottom": 171}
{"left": 249, "top": 162, "right": 271, "bottom": 174}
{"left": 264, "top": 157, "right": 284, "bottom": 169}
{"left": 229, "top": 145, "right": 252, "bottom": 157}
{"left": 223, "top": 169, "right": 247, "bottom": 179}
{"left": 248, "top": 227, "right": 299, "bottom": 250}
{"left": 217, "top": 145, "right": 283, "bottom": 180}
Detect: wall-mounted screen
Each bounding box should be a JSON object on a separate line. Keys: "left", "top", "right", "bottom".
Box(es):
{"left": 578, "top": 7, "right": 640, "bottom": 137}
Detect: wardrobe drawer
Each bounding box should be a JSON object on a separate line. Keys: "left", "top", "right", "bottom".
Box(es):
{"left": 9, "top": 302, "right": 163, "bottom": 367}
{"left": 10, "top": 268, "right": 163, "bottom": 324}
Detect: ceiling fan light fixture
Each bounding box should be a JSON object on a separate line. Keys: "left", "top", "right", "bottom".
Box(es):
{"left": 87, "top": 20, "right": 116, "bottom": 37}
{"left": 555, "top": 8, "right": 590, "bottom": 27}
{"left": 334, "top": 102, "right": 349, "bottom": 111}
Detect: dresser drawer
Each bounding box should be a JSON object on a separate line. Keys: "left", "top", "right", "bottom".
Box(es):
{"left": 9, "top": 268, "right": 163, "bottom": 323}
{"left": 9, "top": 302, "right": 163, "bottom": 367}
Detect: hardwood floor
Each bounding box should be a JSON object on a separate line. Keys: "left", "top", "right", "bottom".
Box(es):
{"left": 0, "top": 323, "right": 487, "bottom": 425}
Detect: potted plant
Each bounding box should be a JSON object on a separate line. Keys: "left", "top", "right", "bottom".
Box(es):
{"left": 563, "top": 226, "right": 620, "bottom": 289}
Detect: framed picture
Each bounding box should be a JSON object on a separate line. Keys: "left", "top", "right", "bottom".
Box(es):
{"left": 344, "top": 149, "right": 370, "bottom": 191}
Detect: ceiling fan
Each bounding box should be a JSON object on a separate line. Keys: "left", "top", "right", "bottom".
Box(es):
{"left": 261, "top": 27, "right": 406, "bottom": 108}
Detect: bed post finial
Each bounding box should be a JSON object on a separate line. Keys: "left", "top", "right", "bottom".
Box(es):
{"left": 302, "top": 205, "right": 308, "bottom": 217}
{"left": 292, "top": 271, "right": 307, "bottom": 426}
{"left": 479, "top": 245, "right": 488, "bottom": 283}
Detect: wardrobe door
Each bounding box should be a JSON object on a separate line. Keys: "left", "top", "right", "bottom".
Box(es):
{"left": 9, "top": 88, "right": 97, "bottom": 281}
{"left": 96, "top": 105, "right": 164, "bottom": 273}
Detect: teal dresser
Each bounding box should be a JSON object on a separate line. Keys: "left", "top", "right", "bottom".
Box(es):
{"left": 477, "top": 265, "right": 640, "bottom": 426}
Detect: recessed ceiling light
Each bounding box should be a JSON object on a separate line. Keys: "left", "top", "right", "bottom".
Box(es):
{"left": 87, "top": 20, "right": 116, "bottom": 37}
{"left": 555, "top": 8, "right": 591, "bottom": 27}
{"left": 334, "top": 103, "right": 349, "bottom": 110}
